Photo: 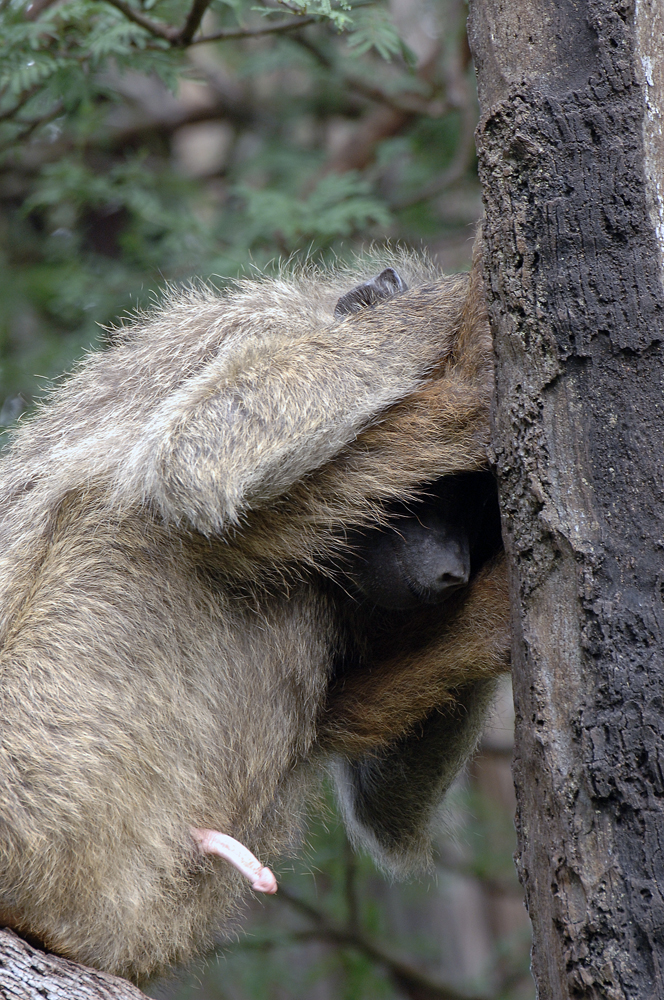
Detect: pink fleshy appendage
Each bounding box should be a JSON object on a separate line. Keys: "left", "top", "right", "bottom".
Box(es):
{"left": 191, "top": 828, "right": 278, "bottom": 894}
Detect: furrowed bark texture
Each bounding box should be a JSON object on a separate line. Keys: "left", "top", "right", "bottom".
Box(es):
{"left": 468, "top": 0, "right": 664, "bottom": 997}
{"left": 0, "top": 929, "right": 148, "bottom": 999}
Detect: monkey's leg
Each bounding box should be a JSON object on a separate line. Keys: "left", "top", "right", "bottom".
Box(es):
{"left": 331, "top": 678, "right": 496, "bottom": 873}
{"left": 319, "top": 557, "right": 510, "bottom": 757}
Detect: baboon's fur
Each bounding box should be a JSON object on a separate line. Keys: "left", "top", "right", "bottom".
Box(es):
{"left": 0, "top": 245, "right": 509, "bottom": 981}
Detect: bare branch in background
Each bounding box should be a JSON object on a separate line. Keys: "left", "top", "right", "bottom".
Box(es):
{"left": 326, "top": 105, "right": 414, "bottom": 172}
{"left": 100, "top": 0, "right": 317, "bottom": 46}
{"left": 177, "top": 0, "right": 214, "bottom": 45}
{"left": 191, "top": 15, "right": 319, "bottom": 44}
{"left": 345, "top": 74, "right": 443, "bottom": 116}
{"left": 389, "top": 29, "right": 477, "bottom": 209}
{"left": 276, "top": 885, "right": 482, "bottom": 1000}
{"left": 288, "top": 29, "right": 457, "bottom": 176}
{"left": 0, "top": 84, "right": 44, "bottom": 122}
{"left": 100, "top": 0, "right": 177, "bottom": 40}
{"left": 390, "top": 98, "right": 476, "bottom": 209}
{"left": 24, "top": 0, "right": 60, "bottom": 19}
{"left": 343, "top": 837, "right": 361, "bottom": 935}
{"left": 0, "top": 67, "right": 259, "bottom": 184}
{"left": 0, "top": 101, "right": 63, "bottom": 151}
{"left": 293, "top": 32, "right": 442, "bottom": 117}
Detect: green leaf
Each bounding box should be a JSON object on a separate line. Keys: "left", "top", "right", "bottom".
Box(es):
{"left": 235, "top": 171, "right": 390, "bottom": 247}
{"left": 252, "top": 0, "right": 352, "bottom": 29}
{"left": 86, "top": 21, "right": 150, "bottom": 59}
{"left": 345, "top": 6, "right": 402, "bottom": 60}
{"left": 0, "top": 52, "right": 60, "bottom": 96}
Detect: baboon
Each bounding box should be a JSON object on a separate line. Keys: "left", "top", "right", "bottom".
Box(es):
{"left": 0, "top": 243, "right": 510, "bottom": 982}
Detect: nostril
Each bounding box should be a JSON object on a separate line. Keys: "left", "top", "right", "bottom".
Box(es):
{"left": 428, "top": 542, "right": 470, "bottom": 595}
{"left": 435, "top": 568, "right": 470, "bottom": 591}
{"left": 406, "top": 533, "right": 471, "bottom": 600}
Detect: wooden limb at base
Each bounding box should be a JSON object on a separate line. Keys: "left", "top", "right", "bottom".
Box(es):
{"left": 0, "top": 928, "right": 148, "bottom": 1000}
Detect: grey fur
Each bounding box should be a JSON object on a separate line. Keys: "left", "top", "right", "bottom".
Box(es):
{"left": 0, "top": 247, "right": 510, "bottom": 981}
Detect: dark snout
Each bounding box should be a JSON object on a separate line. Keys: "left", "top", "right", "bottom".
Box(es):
{"left": 345, "top": 470, "right": 500, "bottom": 611}
{"left": 400, "top": 520, "right": 470, "bottom": 601}
{"left": 348, "top": 514, "right": 471, "bottom": 611}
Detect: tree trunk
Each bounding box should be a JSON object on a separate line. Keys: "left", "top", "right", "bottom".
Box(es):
{"left": 468, "top": 0, "right": 664, "bottom": 997}
{"left": 0, "top": 929, "right": 148, "bottom": 999}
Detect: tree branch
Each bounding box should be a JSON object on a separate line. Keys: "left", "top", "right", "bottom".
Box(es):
{"left": 276, "top": 886, "right": 484, "bottom": 1000}
{"left": 177, "top": 0, "right": 214, "bottom": 45}
{"left": 390, "top": 98, "right": 477, "bottom": 209}
{"left": 0, "top": 101, "right": 64, "bottom": 151}
{"left": 100, "top": 0, "right": 178, "bottom": 41}
{"left": 343, "top": 838, "right": 361, "bottom": 935}
{"left": 98, "top": 0, "right": 320, "bottom": 49}
{"left": 190, "top": 15, "right": 319, "bottom": 44}
{"left": 0, "top": 84, "right": 43, "bottom": 122}
{"left": 292, "top": 33, "right": 438, "bottom": 116}
{"left": 24, "top": 0, "right": 59, "bottom": 19}
{"left": 0, "top": 929, "right": 149, "bottom": 1000}
{"left": 100, "top": 0, "right": 318, "bottom": 47}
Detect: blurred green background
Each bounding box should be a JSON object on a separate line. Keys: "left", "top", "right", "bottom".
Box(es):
{"left": 0, "top": 2, "right": 533, "bottom": 996}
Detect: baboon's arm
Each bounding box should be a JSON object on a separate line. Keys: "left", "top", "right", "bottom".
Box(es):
{"left": 332, "top": 678, "right": 497, "bottom": 872}
{"left": 325, "top": 555, "right": 509, "bottom": 872}
{"left": 115, "top": 285, "right": 466, "bottom": 535}
{"left": 319, "top": 557, "right": 510, "bottom": 756}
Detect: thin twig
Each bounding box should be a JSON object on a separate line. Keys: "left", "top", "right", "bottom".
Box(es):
{"left": 345, "top": 74, "right": 437, "bottom": 115}
{"left": 292, "top": 33, "right": 436, "bottom": 116}
{"left": 100, "top": 0, "right": 177, "bottom": 40}
{"left": 272, "top": 0, "right": 307, "bottom": 12}
{"left": 0, "top": 84, "right": 43, "bottom": 123}
{"left": 190, "top": 15, "right": 318, "bottom": 44}
{"left": 290, "top": 30, "right": 333, "bottom": 67}
{"left": 177, "top": 0, "right": 214, "bottom": 45}
{"left": 343, "top": 838, "right": 361, "bottom": 935}
{"left": 389, "top": 96, "right": 477, "bottom": 210}
{"left": 276, "top": 885, "right": 485, "bottom": 1000}
{"left": 276, "top": 884, "right": 325, "bottom": 925}
{"left": 103, "top": 0, "right": 318, "bottom": 48}
{"left": 24, "top": 0, "right": 59, "bottom": 19}
{"left": 0, "top": 101, "right": 64, "bottom": 150}
{"left": 389, "top": 23, "right": 478, "bottom": 210}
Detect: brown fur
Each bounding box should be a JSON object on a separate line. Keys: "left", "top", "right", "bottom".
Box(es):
{"left": 321, "top": 557, "right": 509, "bottom": 756}
{"left": 0, "top": 245, "right": 509, "bottom": 981}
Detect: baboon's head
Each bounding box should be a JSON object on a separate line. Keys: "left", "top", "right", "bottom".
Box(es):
{"left": 331, "top": 268, "right": 502, "bottom": 611}
{"left": 345, "top": 471, "right": 501, "bottom": 610}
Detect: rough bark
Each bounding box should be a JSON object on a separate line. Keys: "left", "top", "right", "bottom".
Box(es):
{"left": 468, "top": 0, "right": 664, "bottom": 997}
{"left": 0, "top": 929, "right": 148, "bottom": 1000}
